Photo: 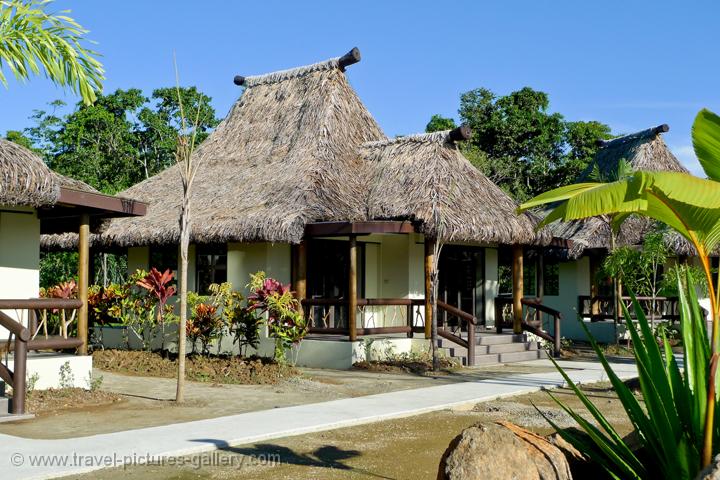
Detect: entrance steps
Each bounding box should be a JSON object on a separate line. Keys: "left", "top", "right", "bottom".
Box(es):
{"left": 438, "top": 332, "right": 547, "bottom": 366}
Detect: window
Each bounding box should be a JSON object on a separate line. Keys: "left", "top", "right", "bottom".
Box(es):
{"left": 543, "top": 260, "right": 560, "bottom": 296}
{"left": 149, "top": 246, "right": 178, "bottom": 275}
{"left": 195, "top": 245, "right": 227, "bottom": 295}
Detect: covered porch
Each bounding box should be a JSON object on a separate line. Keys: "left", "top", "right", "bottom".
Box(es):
{"left": 291, "top": 221, "right": 562, "bottom": 365}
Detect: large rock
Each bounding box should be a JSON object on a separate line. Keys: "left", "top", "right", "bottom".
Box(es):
{"left": 697, "top": 454, "right": 720, "bottom": 480}
{"left": 438, "top": 421, "right": 573, "bottom": 480}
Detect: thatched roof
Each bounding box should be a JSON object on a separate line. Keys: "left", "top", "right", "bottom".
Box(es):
{"left": 0, "top": 138, "right": 96, "bottom": 207}
{"left": 361, "top": 129, "right": 545, "bottom": 244}
{"left": 547, "top": 124, "right": 691, "bottom": 257}
{"left": 99, "top": 51, "right": 385, "bottom": 247}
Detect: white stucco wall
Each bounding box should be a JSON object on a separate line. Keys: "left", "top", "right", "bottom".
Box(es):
{"left": 0, "top": 208, "right": 40, "bottom": 337}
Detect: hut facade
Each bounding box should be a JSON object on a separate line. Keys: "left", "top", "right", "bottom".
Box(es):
{"left": 91, "top": 49, "right": 553, "bottom": 368}
{"left": 0, "top": 138, "right": 145, "bottom": 411}
{"left": 540, "top": 124, "right": 694, "bottom": 342}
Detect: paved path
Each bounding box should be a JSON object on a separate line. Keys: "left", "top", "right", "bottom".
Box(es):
{"left": 0, "top": 359, "right": 637, "bottom": 480}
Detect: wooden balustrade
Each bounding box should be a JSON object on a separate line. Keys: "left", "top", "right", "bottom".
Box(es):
{"left": 0, "top": 298, "right": 84, "bottom": 415}
{"left": 495, "top": 296, "right": 562, "bottom": 357}
{"left": 577, "top": 295, "right": 680, "bottom": 323}
{"left": 437, "top": 300, "right": 477, "bottom": 365}
{"left": 301, "top": 298, "right": 424, "bottom": 337}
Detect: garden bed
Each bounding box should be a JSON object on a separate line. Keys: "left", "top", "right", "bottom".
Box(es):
{"left": 26, "top": 388, "right": 123, "bottom": 416}
{"left": 92, "top": 349, "right": 300, "bottom": 385}
{"left": 353, "top": 356, "right": 459, "bottom": 375}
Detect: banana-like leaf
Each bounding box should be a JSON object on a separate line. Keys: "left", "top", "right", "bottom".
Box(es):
{"left": 517, "top": 182, "right": 601, "bottom": 211}
{"left": 692, "top": 109, "right": 720, "bottom": 182}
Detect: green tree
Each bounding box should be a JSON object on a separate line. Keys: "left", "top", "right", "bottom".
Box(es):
{"left": 22, "top": 87, "right": 219, "bottom": 194}
{"left": 0, "top": 0, "right": 103, "bottom": 104}
{"left": 425, "top": 114, "right": 456, "bottom": 132}
{"left": 428, "top": 87, "right": 612, "bottom": 200}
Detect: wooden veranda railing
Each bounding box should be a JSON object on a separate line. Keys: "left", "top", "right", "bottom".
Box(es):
{"left": 495, "top": 296, "right": 562, "bottom": 357}
{"left": 577, "top": 295, "right": 680, "bottom": 323}
{"left": 302, "top": 297, "right": 481, "bottom": 365}
{"left": 302, "top": 298, "right": 425, "bottom": 336}
{"left": 437, "top": 300, "right": 478, "bottom": 365}
{"left": 0, "top": 299, "right": 84, "bottom": 414}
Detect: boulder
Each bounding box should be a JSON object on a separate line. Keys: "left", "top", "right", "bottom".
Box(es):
{"left": 437, "top": 421, "right": 573, "bottom": 480}
{"left": 697, "top": 454, "right": 720, "bottom": 480}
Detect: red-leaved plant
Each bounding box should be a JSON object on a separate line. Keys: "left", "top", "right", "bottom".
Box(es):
{"left": 136, "top": 268, "right": 176, "bottom": 323}
{"left": 247, "top": 272, "right": 307, "bottom": 362}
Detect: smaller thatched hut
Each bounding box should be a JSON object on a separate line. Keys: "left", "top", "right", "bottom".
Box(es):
{"left": 547, "top": 124, "right": 689, "bottom": 258}
{"left": 0, "top": 138, "right": 146, "bottom": 355}
{"left": 361, "top": 128, "right": 544, "bottom": 245}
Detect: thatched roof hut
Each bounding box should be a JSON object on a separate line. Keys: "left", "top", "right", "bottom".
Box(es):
{"left": 98, "top": 49, "right": 385, "bottom": 247}
{"left": 361, "top": 128, "right": 543, "bottom": 244}
{"left": 0, "top": 138, "right": 96, "bottom": 207}
{"left": 546, "top": 124, "right": 690, "bottom": 257}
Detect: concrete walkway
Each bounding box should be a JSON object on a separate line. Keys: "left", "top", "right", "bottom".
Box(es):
{"left": 0, "top": 359, "right": 637, "bottom": 480}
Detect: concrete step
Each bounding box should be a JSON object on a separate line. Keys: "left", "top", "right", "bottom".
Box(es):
{"left": 437, "top": 334, "right": 526, "bottom": 349}
{"left": 475, "top": 333, "right": 526, "bottom": 345}
{"left": 497, "top": 349, "right": 547, "bottom": 363}
{"left": 454, "top": 349, "right": 546, "bottom": 366}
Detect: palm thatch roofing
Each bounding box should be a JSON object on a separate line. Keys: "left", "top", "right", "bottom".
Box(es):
{"left": 546, "top": 124, "right": 691, "bottom": 258}
{"left": 361, "top": 130, "right": 544, "bottom": 244}
{"left": 84, "top": 49, "right": 546, "bottom": 249}
{"left": 97, "top": 51, "right": 385, "bottom": 247}
{"left": 0, "top": 138, "right": 95, "bottom": 207}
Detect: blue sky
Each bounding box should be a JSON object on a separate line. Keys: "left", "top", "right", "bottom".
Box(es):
{"left": 1, "top": 1, "right": 717, "bottom": 175}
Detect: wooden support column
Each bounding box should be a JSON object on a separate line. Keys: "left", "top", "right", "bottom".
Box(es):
{"left": 512, "top": 245, "right": 523, "bottom": 334}
{"left": 536, "top": 252, "right": 544, "bottom": 301}
{"left": 348, "top": 235, "right": 358, "bottom": 342}
{"left": 590, "top": 253, "right": 601, "bottom": 316}
{"left": 424, "top": 238, "right": 435, "bottom": 339}
{"left": 536, "top": 252, "right": 544, "bottom": 323}
{"left": 77, "top": 213, "right": 90, "bottom": 355}
{"left": 292, "top": 242, "right": 307, "bottom": 301}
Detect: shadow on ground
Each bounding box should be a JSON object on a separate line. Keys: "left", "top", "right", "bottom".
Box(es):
{"left": 191, "top": 439, "right": 396, "bottom": 479}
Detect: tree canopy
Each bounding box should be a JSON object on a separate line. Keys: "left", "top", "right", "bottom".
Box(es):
{"left": 427, "top": 86, "right": 612, "bottom": 201}
{"left": 11, "top": 86, "right": 219, "bottom": 194}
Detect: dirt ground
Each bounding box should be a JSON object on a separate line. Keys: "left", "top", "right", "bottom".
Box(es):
{"left": 0, "top": 363, "right": 557, "bottom": 439}
{"left": 69, "top": 381, "right": 633, "bottom": 480}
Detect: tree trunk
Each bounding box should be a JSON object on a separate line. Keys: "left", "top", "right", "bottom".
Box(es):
{"left": 176, "top": 195, "right": 190, "bottom": 403}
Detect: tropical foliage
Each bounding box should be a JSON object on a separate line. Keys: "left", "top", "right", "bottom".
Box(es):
{"left": 0, "top": 0, "right": 103, "bottom": 104}
{"left": 518, "top": 108, "right": 720, "bottom": 474}
{"left": 247, "top": 272, "right": 307, "bottom": 363}
{"left": 427, "top": 86, "right": 613, "bottom": 200}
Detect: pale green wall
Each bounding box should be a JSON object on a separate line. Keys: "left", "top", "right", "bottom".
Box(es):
{"left": 0, "top": 208, "right": 40, "bottom": 297}
{"left": 227, "top": 242, "right": 290, "bottom": 290}
{"left": 408, "top": 234, "right": 425, "bottom": 298}
{"left": 379, "top": 234, "right": 409, "bottom": 298}
{"left": 542, "top": 255, "right": 616, "bottom": 343}
{"left": 0, "top": 207, "right": 40, "bottom": 333}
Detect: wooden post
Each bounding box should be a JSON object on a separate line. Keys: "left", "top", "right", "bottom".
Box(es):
{"left": 12, "top": 335, "right": 26, "bottom": 414}
{"left": 348, "top": 235, "right": 358, "bottom": 342}
{"left": 77, "top": 213, "right": 90, "bottom": 355}
{"left": 424, "top": 238, "right": 435, "bottom": 340}
{"left": 292, "top": 242, "right": 307, "bottom": 301}
{"left": 512, "top": 245, "right": 523, "bottom": 334}
{"left": 536, "top": 253, "right": 544, "bottom": 323}
{"left": 536, "top": 253, "right": 544, "bottom": 302}
{"left": 590, "top": 253, "right": 601, "bottom": 316}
